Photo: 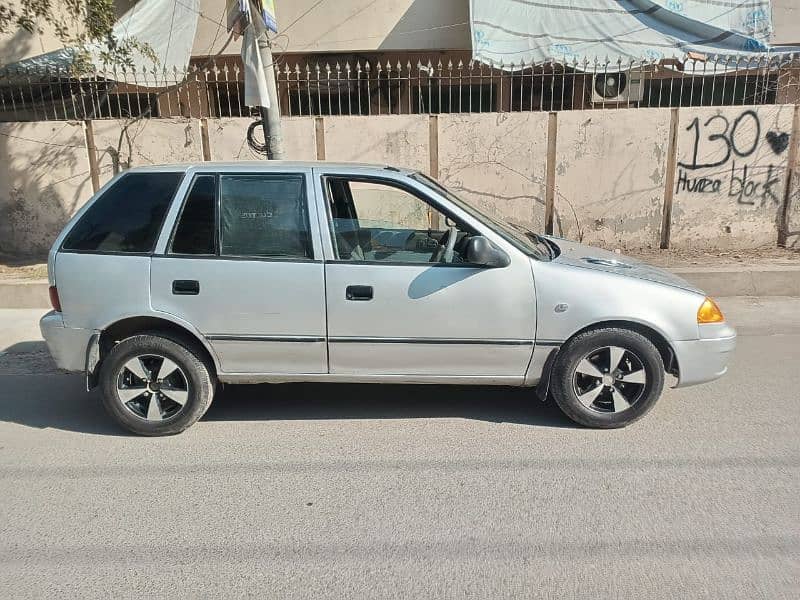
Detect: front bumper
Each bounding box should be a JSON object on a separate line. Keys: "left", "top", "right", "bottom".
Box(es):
{"left": 672, "top": 323, "right": 737, "bottom": 388}
{"left": 39, "top": 311, "right": 94, "bottom": 373}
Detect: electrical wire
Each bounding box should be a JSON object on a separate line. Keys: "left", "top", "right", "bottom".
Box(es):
{"left": 0, "top": 131, "right": 87, "bottom": 148}
{"left": 246, "top": 118, "right": 269, "bottom": 154}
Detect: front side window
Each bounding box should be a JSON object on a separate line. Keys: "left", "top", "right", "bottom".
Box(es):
{"left": 62, "top": 171, "right": 183, "bottom": 253}
{"left": 326, "top": 177, "right": 474, "bottom": 264}
{"left": 410, "top": 172, "right": 554, "bottom": 261}
{"left": 219, "top": 174, "right": 312, "bottom": 259}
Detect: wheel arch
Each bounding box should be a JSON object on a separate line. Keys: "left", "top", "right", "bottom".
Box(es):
{"left": 536, "top": 319, "right": 678, "bottom": 401}
{"left": 89, "top": 314, "right": 220, "bottom": 388}
{"left": 568, "top": 320, "right": 678, "bottom": 376}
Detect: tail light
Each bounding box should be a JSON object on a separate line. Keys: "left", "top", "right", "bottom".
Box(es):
{"left": 48, "top": 286, "right": 62, "bottom": 312}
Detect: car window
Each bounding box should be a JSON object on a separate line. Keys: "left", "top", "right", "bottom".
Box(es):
{"left": 325, "top": 177, "right": 473, "bottom": 264}
{"left": 171, "top": 175, "right": 216, "bottom": 255}
{"left": 62, "top": 172, "right": 183, "bottom": 253}
{"left": 410, "top": 172, "right": 553, "bottom": 261}
{"left": 219, "top": 173, "right": 312, "bottom": 259}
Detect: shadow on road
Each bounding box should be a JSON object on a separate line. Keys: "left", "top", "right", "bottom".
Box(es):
{"left": 0, "top": 341, "right": 576, "bottom": 435}
{"left": 206, "top": 382, "right": 575, "bottom": 428}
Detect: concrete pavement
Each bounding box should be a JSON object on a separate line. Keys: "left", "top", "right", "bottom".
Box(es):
{"left": 0, "top": 298, "right": 798, "bottom": 598}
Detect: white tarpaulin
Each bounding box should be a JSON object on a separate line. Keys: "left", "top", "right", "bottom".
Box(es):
{"left": 470, "top": 0, "right": 791, "bottom": 68}
{"left": 5, "top": 0, "right": 199, "bottom": 84}
{"left": 237, "top": 1, "right": 272, "bottom": 109}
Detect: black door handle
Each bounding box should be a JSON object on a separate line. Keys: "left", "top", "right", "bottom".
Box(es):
{"left": 346, "top": 285, "right": 373, "bottom": 301}
{"left": 172, "top": 280, "right": 200, "bottom": 295}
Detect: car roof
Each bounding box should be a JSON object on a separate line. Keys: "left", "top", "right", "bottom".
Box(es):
{"left": 126, "top": 161, "right": 416, "bottom": 174}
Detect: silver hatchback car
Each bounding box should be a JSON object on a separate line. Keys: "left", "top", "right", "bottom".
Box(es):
{"left": 40, "top": 161, "right": 735, "bottom": 435}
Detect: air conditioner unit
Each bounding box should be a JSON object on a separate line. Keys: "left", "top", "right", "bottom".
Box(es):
{"left": 591, "top": 71, "right": 645, "bottom": 104}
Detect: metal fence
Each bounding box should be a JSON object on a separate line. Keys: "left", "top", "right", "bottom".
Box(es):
{"left": 1, "top": 53, "right": 798, "bottom": 122}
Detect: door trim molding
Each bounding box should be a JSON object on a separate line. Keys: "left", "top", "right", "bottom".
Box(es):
{"left": 328, "top": 336, "right": 534, "bottom": 346}
{"left": 206, "top": 334, "right": 326, "bottom": 343}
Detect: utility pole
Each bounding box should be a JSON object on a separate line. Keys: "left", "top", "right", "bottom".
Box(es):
{"left": 256, "top": 32, "right": 285, "bottom": 160}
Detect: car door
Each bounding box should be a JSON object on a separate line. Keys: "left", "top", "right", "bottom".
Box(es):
{"left": 316, "top": 168, "right": 537, "bottom": 380}
{"left": 150, "top": 167, "right": 327, "bottom": 375}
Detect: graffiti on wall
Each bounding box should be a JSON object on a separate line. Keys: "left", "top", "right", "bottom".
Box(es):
{"left": 675, "top": 109, "right": 788, "bottom": 206}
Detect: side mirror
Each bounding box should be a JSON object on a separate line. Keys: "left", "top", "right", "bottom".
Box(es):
{"left": 465, "top": 236, "right": 510, "bottom": 268}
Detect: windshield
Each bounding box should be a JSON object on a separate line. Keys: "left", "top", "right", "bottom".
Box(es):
{"left": 409, "top": 172, "right": 555, "bottom": 261}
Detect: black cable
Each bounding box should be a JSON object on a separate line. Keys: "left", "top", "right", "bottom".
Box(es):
{"left": 246, "top": 118, "right": 268, "bottom": 155}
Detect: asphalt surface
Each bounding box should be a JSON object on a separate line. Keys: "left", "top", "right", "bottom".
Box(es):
{"left": 0, "top": 297, "right": 798, "bottom": 598}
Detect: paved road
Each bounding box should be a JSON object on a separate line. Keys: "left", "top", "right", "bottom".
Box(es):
{"left": 1, "top": 298, "right": 798, "bottom": 598}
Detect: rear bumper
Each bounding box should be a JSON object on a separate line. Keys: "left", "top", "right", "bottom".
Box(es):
{"left": 39, "top": 311, "right": 94, "bottom": 372}
{"left": 672, "top": 325, "right": 736, "bottom": 388}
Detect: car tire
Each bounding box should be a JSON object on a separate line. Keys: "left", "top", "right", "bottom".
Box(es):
{"left": 549, "top": 327, "right": 665, "bottom": 429}
{"left": 100, "top": 332, "right": 216, "bottom": 436}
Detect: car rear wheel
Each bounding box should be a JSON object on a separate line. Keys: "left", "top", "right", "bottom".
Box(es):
{"left": 100, "top": 333, "right": 215, "bottom": 436}
{"left": 549, "top": 328, "right": 665, "bottom": 428}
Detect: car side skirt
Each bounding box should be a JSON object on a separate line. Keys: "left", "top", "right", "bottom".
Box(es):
{"left": 218, "top": 373, "right": 528, "bottom": 386}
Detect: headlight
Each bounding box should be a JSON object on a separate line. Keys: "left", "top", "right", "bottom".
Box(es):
{"left": 697, "top": 297, "right": 725, "bottom": 324}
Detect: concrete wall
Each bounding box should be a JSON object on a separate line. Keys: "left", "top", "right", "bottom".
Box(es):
{"left": 323, "top": 115, "right": 429, "bottom": 171}
{"left": 192, "top": 0, "right": 471, "bottom": 57}
{"left": 555, "top": 109, "right": 670, "bottom": 249}
{"left": 671, "top": 105, "right": 795, "bottom": 249}
{"left": 439, "top": 112, "right": 549, "bottom": 232}
{"left": 205, "top": 118, "right": 317, "bottom": 161}
{"left": 92, "top": 118, "right": 204, "bottom": 186}
{"left": 0, "top": 121, "right": 92, "bottom": 256}
{"left": 2, "top": 105, "right": 800, "bottom": 258}
{"left": 773, "top": 0, "right": 800, "bottom": 46}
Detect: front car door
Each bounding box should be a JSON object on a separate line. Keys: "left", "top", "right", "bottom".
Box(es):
{"left": 315, "top": 167, "right": 537, "bottom": 382}
{"left": 150, "top": 166, "right": 327, "bottom": 375}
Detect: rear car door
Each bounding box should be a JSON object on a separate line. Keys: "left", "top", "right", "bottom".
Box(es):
{"left": 316, "top": 169, "right": 537, "bottom": 380}
{"left": 150, "top": 167, "right": 327, "bottom": 375}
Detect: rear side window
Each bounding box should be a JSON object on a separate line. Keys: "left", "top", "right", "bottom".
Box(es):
{"left": 62, "top": 172, "right": 183, "bottom": 253}
{"left": 171, "top": 175, "right": 216, "bottom": 255}
{"left": 219, "top": 174, "right": 312, "bottom": 258}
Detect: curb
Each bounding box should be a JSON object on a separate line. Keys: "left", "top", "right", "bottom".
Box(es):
{"left": 1, "top": 267, "right": 799, "bottom": 309}
{"left": 0, "top": 280, "right": 51, "bottom": 309}
{"left": 673, "top": 266, "right": 800, "bottom": 298}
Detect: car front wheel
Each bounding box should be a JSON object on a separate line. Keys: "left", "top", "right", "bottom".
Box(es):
{"left": 549, "top": 327, "right": 665, "bottom": 428}
{"left": 100, "top": 333, "right": 215, "bottom": 436}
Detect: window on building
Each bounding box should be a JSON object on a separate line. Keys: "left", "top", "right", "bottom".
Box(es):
{"left": 219, "top": 174, "right": 312, "bottom": 258}
{"left": 412, "top": 84, "right": 496, "bottom": 113}
{"left": 207, "top": 82, "right": 249, "bottom": 117}
{"left": 62, "top": 172, "right": 183, "bottom": 253}
{"left": 640, "top": 74, "right": 778, "bottom": 107}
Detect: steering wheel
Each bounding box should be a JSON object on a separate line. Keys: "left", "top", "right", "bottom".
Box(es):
{"left": 430, "top": 226, "right": 459, "bottom": 263}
